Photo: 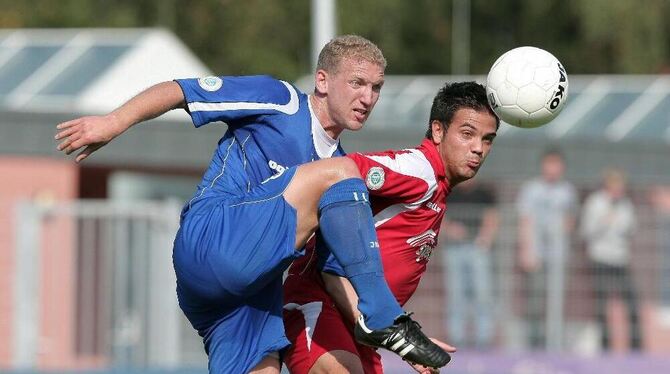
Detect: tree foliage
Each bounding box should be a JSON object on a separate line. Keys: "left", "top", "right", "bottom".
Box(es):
{"left": 0, "top": 0, "right": 668, "bottom": 79}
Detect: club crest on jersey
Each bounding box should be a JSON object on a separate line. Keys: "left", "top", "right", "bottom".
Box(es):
{"left": 365, "top": 167, "right": 385, "bottom": 190}
{"left": 198, "top": 76, "right": 223, "bottom": 92}
{"left": 406, "top": 229, "right": 437, "bottom": 262}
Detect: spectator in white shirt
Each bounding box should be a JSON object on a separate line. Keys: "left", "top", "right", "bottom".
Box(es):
{"left": 581, "top": 168, "right": 641, "bottom": 351}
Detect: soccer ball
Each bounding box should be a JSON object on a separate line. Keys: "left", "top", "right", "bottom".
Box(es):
{"left": 486, "top": 46, "right": 568, "bottom": 128}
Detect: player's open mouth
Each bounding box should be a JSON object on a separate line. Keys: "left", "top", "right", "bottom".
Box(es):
{"left": 353, "top": 109, "right": 367, "bottom": 121}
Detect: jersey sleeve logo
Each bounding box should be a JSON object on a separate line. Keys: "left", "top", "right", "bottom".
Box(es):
{"left": 365, "top": 166, "right": 385, "bottom": 190}
{"left": 188, "top": 80, "right": 299, "bottom": 115}
{"left": 198, "top": 76, "right": 223, "bottom": 92}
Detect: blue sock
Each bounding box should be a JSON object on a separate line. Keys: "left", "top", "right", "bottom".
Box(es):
{"left": 318, "top": 178, "right": 403, "bottom": 329}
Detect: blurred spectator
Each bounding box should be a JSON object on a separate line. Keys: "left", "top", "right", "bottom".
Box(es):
{"left": 650, "top": 185, "right": 670, "bottom": 307}
{"left": 516, "top": 148, "right": 577, "bottom": 349}
{"left": 580, "top": 168, "right": 641, "bottom": 351}
{"left": 441, "top": 178, "right": 499, "bottom": 349}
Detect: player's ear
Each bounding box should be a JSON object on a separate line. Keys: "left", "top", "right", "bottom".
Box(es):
{"left": 314, "top": 69, "right": 328, "bottom": 95}
{"left": 431, "top": 120, "right": 445, "bottom": 144}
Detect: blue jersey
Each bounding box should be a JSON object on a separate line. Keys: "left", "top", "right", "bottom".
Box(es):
{"left": 175, "top": 75, "right": 345, "bottom": 206}
{"left": 173, "top": 75, "right": 347, "bottom": 373}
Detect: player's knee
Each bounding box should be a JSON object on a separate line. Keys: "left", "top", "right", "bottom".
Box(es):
{"left": 309, "top": 350, "right": 365, "bottom": 374}
{"left": 337, "top": 157, "right": 362, "bottom": 179}
{"left": 322, "top": 158, "right": 362, "bottom": 187}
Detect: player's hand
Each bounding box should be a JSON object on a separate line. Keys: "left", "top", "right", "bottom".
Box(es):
{"left": 55, "top": 114, "right": 126, "bottom": 162}
{"left": 409, "top": 338, "right": 456, "bottom": 373}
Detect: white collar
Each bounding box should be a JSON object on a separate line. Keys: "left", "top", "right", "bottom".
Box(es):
{"left": 308, "top": 95, "right": 340, "bottom": 159}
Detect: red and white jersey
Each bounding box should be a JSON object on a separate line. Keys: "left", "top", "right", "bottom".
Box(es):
{"left": 283, "top": 139, "right": 451, "bottom": 374}
{"left": 285, "top": 138, "right": 450, "bottom": 305}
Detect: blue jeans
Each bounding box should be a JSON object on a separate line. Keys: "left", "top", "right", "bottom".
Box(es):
{"left": 442, "top": 243, "right": 494, "bottom": 348}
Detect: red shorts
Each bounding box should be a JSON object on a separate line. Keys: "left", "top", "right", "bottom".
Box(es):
{"left": 283, "top": 273, "right": 382, "bottom": 374}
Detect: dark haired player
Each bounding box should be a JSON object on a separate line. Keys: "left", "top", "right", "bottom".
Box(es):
{"left": 284, "top": 82, "right": 499, "bottom": 373}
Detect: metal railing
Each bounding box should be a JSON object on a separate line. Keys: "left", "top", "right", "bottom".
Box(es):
{"left": 6, "top": 191, "right": 670, "bottom": 371}
{"left": 9, "top": 199, "right": 205, "bottom": 370}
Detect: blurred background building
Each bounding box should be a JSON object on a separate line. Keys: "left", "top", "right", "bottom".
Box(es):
{"left": 2, "top": 1, "right": 670, "bottom": 373}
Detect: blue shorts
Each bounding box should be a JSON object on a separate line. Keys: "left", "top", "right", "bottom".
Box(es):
{"left": 173, "top": 167, "right": 301, "bottom": 373}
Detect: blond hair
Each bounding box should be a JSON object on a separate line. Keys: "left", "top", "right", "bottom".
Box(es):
{"left": 316, "top": 35, "right": 386, "bottom": 74}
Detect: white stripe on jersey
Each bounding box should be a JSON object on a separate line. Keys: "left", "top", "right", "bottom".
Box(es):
{"left": 187, "top": 80, "right": 300, "bottom": 115}
{"left": 365, "top": 149, "right": 438, "bottom": 227}
{"left": 283, "top": 301, "right": 323, "bottom": 351}
{"left": 187, "top": 136, "right": 238, "bottom": 209}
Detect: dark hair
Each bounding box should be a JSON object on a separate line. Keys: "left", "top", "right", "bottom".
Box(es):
{"left": 425, "top": 81, "right": 499, "bottom": 139}
{"left": 542, "top": 146, "right": 564, "bottom": 160}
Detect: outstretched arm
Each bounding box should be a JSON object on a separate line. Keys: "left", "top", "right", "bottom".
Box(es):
{"left": 55, "top": 81, "right": 185, "bottom": 162}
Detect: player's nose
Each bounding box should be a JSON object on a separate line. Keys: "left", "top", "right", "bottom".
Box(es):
{"left": 471, "top": 138, "right": 484, "bottom": 154}
{"left": 359, "top": 85, "right": 374, "bottom": 106}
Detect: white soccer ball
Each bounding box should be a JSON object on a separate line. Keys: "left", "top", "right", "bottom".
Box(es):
{"left": 486, "top": 46, "right": 568, "bottom": 128}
